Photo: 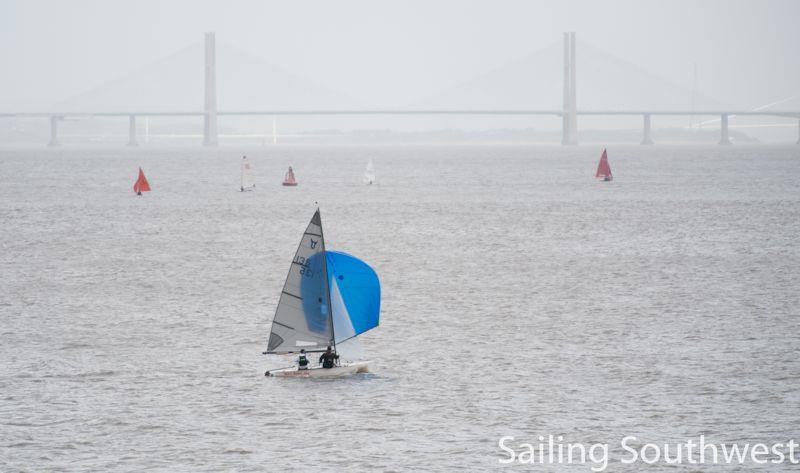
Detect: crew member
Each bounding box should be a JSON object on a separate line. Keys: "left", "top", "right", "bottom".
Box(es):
{"left": 318, "top": 346, "right": 339, "bottom": 369}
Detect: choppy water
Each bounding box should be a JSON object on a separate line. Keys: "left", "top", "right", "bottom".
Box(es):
{"left": 1, "top": 145, "right": 799, "bottom": 472}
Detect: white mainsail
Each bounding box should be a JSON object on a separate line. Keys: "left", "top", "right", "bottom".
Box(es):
{"left": 265, "top": 210, "right": 381, "bottom": 361}
{"left": 363, "top": 159, "right": 375, "bottom": 184}
{"left": 267, "top": 210, "right": 332, "bottom": 353}
{"left": 241, "top": 156, "right": 255, "bottom": 191}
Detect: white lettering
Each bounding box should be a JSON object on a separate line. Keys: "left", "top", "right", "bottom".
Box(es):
{"left": 789, "top": 439, "right": 799, "bottom": 464}
{"left": 771, "top": 443, "right": 785, "bottom": 464}
{"left": 588, "top": 443, "right": 608, "bottom": 472}
{"left": 685, "top": 438, "right": 697, "bottom": 464}
{"left": 620, "top": 436, "right": 639, "bottom": 464}
{"left": 699, "top": 435, "right": 718, "bottom": 464}
{"left": 750, "top": 443, "right": 769, "bottom": 463}
{"left": 498, "top": 436, "right": 515, "bottom": 464}
{"left": 720, "top": 443, "right": 748, "bottom": 464}
{"left": 640, "top": 443, "right": 660, "bottom": 464}
{"left": 518, "top": 443, "right": 535, "bottom": 464}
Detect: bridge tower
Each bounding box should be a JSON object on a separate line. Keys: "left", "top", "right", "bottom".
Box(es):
{"left": 719, "top": 114, "right": 731, "bottom": 145}
{"left": 561, "top": 32, "right": 578, "bottom": 145}
{"left": 641, "top": 114, "right": 654, "bottom": 145}
{"left": 127, "top": 115, "right": 138, "bottom": 147}
{"left": 203, "top": 32, "right": 218, "bottom": 147}
{"left": 48, "top": 116, "right": 60, "bottom": 147}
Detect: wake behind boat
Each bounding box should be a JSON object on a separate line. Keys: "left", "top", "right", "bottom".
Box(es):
{"left": 263, "top": 209, "right": 381, "bottom": 378}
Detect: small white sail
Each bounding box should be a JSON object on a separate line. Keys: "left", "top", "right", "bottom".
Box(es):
{"left": 241, "top": 156, "right": 255, "bottom": 191}
{"left": 363, "top": 158, "right": 375, "bottom": 184}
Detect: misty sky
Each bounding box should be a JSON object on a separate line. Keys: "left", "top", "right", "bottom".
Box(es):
{"left": 1, "top": 0, "right": 798, "bottom": 113}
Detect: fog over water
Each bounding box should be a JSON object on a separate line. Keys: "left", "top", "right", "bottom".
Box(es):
{"left": 1, "top": 145, "right": 799, "bottom": 471}
{"left": 1, "top": 1, "right": 800, "bottom": 471}
{"left": 1, "top": 0, "right": 799, "bottom": 141}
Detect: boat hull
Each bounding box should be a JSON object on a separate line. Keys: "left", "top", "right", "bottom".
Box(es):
{"left": 266, "top": 361, "right": 370, "bottom": 378}
{"left": 282, "top": 182, "right": 298, "bottom": 186}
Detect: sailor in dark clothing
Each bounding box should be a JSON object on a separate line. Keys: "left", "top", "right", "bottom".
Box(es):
{"left": 318, "top": 345, "right": 339, "bottom": 369}
{"left": 297, "top": 349, "right": 309, "bottom": 370}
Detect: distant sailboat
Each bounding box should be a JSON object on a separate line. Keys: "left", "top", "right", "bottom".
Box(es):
{"left": 264, "top": 209, "right": 380, "bottom": 378}
{"left": 282, "top": 166, "right": 298, "bottom": 186}
{"left": 133, "top": 167, "right": 151, "bottom": 195}
{"left": 240, "top": 155, "right": 255, "bottom": 192}
{"left": 596, "top": 149, "right": 613, "bottom": 182}
{"left": 363, "top": 158, "right": 375, "bottom": 185}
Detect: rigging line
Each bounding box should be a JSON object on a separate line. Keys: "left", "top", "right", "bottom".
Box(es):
{"left": 318, "top": 208, "right": 336, "bottom": 355}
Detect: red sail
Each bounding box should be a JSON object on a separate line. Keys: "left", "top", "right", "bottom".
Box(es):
{"left": 282, "top": 166, "right": 297, "bottom": 186}
{"left": 596, "top": 149, "right": 613, "bottom": 180}
{"left": 134, "top": 167, "right": 151, "bottom": 193}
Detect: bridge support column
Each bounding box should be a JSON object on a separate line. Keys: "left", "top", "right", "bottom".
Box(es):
{"left": 719, "top": 113, "right": 731, "bottom": 145}
{"left": 797, "top": 118, "right": 799, "bottom": 145}
{"left": 641, "top": 114, "right": 654, "bottom": 145}
{"left": 47, "top": 116, "right": 60, "bottom": 147}
{"left": 561, "top": 32, "right": 578, "bottom": 145}
{"left": 203, "top": 32, "right": 218, "bottom": 147}
{"left": 127, "top": 115, "right": 138, "bottom": 147}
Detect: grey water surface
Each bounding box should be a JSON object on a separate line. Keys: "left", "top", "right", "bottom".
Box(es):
{"left": 1, "top": 145, "right": 799, "bottom": 472}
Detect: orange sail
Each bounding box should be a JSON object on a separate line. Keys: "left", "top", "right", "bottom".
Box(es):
{"left": 134, "top": 167, "right": 151, "bottom": 194}
{"left": 595, "top": 149, "right": 613, "bottom": 181}
{"left": 282, "top": 166, "right": 297, "bottom": 186}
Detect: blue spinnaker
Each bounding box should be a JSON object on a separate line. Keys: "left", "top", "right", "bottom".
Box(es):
{"left": 326, "top": 251, "right": 380, "bottom": 342}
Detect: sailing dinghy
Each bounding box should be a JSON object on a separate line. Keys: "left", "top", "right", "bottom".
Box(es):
{"left": 133, "top": 167, "right": 151, "bottom": 195}
{"left": 240, "top": 155, "right": 255, "bottom": 191}
{"left": 264, "top": 209, "right": 380, "bottom": 378}
{"left": 596, "top": 149, "right": 613, "bottom": 182}
{"left": 282, "top": 166, "right": 298, "bottom": 186}
{"left": 363, "top": 158, "right": 375, "bottom": 185}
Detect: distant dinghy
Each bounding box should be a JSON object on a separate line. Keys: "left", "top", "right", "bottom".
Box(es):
{"left": 596, "top": 149, "right": 613, "bottom": 182}
{"left": 133, "top": 167, "right": 151, "bottom": 195}
{"left": 282, "top": 166, "right": 298, "bottom": 186}
{"left": 363, "top": 159, "right": 375, "bottom": 185}
{"left": 240, "top": 155, "right": 255, "bottom": 192}
{"left": 264, "top": 209, "right": 381, "bottom": 378}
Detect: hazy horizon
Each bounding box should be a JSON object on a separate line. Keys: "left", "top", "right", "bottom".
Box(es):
{"left": 1, "top": 0, "right": 799, "bottom": 142}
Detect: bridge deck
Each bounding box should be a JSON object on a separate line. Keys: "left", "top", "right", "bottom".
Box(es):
{"left": 1, "top": 110, "right": 798, "bottom": 118}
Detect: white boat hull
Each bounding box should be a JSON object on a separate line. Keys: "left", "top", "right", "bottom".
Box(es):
{"left": 266, "top": 361, "right": 370, "bottom": 378}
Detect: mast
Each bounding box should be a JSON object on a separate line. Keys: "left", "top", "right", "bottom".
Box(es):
{"left": 318, "top": 207, "right": 336, "bottom": 355}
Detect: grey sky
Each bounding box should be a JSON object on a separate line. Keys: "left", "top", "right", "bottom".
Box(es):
{"left": 1, "top": 0, "right": 798, "bottom": 114}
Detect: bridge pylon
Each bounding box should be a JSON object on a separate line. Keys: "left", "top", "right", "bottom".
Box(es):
{"left": 47, "top": 116, "right": 60, "bottom": 147}
{"left": 127, "top": 115, "right": 138, "bottom": 147}
{"left": 641, "top": 114, "right": 654, "bottom": 145}
{"left": 561, "top": 32, "right": 578, "bottom": 145}
{"left": 719, "top": 114, "right": 731, "bottom": 145}
{"left": 203, "top": 32, "right": 218, "bottom": 147}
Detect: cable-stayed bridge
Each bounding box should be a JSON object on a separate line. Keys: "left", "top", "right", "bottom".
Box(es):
{"left": 1, "top": 33, "right": 798, "bottom": 146}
